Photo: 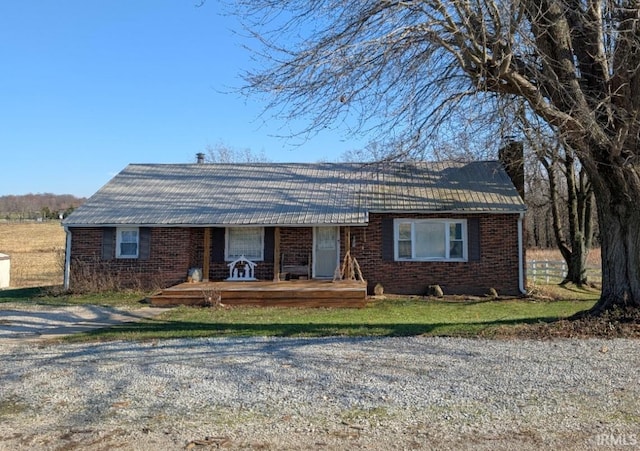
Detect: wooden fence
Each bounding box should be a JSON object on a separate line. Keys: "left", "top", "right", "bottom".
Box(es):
{"left": 527, "top": 260, "right": 602, "bottom": 285}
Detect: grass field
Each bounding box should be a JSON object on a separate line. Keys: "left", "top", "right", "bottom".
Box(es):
{"left": 0, "top": 221, "right": 66, "bottom": 288}
{"left": 74, "top": 298, "right": 597, "bottom": 341}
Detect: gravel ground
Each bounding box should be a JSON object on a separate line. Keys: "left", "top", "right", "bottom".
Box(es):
{"left": 0, "top": 305, "right": 166, "bottom": 341}
{"left": 0, "top": 336, "right": 639, "bottom": 450}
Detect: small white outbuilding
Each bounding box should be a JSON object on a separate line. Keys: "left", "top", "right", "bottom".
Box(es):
{"left": 0, "top": 253, "right": 10, "bottom": 289}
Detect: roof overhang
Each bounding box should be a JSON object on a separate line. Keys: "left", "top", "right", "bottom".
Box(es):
{"left": 367, "top": 209, "right": 527, "bottom": 215}
{"left": 63, "top": 222, "right": 370, "bottom": 228}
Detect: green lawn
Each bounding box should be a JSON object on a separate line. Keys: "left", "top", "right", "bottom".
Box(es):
{"left": 109, "top": 298, "right": 594, "bottom": 340}
{"left": 0, "top": 286, "right": 598, "bottom": 342}
{"left": 0, "top": 286, "right": 148, "bottom": 308}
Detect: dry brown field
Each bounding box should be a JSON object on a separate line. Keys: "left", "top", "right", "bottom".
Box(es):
{"left": 0, "top": 221, "right": 66, "bottom": 288}
{"left": 527, "top": 247, "right": 601, "bottom": 266}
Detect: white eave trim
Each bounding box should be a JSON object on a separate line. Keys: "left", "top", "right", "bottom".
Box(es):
{"left": 62, "top": 222, "right": 369, "bottom": 228}
{"left": 368, "top": 209, "right": 526, "bottom": 215}
{"left": 63, "top": 226, "right": 72, "bottom": 290}
{"left": 517, "top": 212, "right": 527, "bottom": 295}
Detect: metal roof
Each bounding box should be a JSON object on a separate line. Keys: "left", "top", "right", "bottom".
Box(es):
{"left": 63, "top": 161, "right": 525, "bottom": 227}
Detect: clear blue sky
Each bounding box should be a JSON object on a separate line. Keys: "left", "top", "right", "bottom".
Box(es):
{"left": 0, "top": 1, "right": 367, "bottom": 197}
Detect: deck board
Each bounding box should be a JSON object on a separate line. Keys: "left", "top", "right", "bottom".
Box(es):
{"left": 149, "top": 280, "right": 368, "bottom": 308}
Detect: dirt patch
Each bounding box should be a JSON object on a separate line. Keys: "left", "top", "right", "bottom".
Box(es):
{"left": 490, "top": 307, "right": 640, "bottom": 340}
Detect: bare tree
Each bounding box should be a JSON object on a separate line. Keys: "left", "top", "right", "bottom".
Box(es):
{"left": 203, "top": 141, "right": 270, "bottom": 163}
{"left": 339, "top": 141, "right": 389, "bottom": 163}
{"left": 518, "top": 117, "right": 596, "bottom": 286}
{"left": 525, "top": 163, "right": 556, "bottom": 248}
{"left": 340, "top": 131, "right": 499, "bottom": 163}
{"left": 230, "top": 1, "right": 640, "bottom": 314}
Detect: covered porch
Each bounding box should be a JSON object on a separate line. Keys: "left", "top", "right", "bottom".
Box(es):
{"left": 148, "top": 279, "right": 369, "bottom": 308}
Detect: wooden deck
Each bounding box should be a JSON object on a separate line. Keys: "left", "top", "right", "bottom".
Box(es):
{"left": 148, "top": 279, "right": 369, "bottom": 308}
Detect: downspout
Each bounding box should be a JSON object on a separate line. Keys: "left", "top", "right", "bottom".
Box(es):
{"left": 517, "top": 212, "right": 527, "bottom": 295}
{"left": 63, "top": 226, "right": 72, "bottom": 291}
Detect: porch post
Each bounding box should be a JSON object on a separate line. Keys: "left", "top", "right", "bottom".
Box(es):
{"left": 345, "top": 226, "right": 351, "bottom": 255}
{"left": 203, "top": 227, "right": 211, "bottom": 282}
{"left": 273, "top": 226, "right": 281, "bottom": 281}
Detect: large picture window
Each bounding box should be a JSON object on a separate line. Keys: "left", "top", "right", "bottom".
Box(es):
{"left": 394, "top": 219, "right": 467, "bottom": 261}
{"left": 116, "top": 227, "right": 139, "bottom": 258}
{"left": 226, "top": 227, "right": 264, "bottom": 261}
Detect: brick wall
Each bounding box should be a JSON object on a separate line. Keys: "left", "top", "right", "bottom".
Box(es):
{"left": 68, "top": 227, "right": 192, "bottom": 291}
{"left": 280, "top": 228, "right": 313, "bottom": 267}
{"left": 349, "top": 213, "right": 524, "bottom": 296}
{"left": 69, "top": 217, "right": 524, "bottom": 295}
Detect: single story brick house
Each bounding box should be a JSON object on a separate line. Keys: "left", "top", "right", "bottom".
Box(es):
{"left": 62, "top": 159, "right": 526, "bottom": 295}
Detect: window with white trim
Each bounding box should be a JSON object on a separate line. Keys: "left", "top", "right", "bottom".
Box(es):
{"left": 116, "top": 227, "right": 139, "bottom": 258}
{"left": 394, "top": 219, "right": 467, "bottom": 261}
{"left": 225, "top": 227, "right": 264, "bottom": 261}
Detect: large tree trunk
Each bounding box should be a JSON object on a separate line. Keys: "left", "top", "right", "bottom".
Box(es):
{"left": 589, "top": 165, "right": 640, "bottom": 313}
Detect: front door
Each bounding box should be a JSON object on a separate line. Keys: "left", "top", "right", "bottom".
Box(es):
{"left": 313, "top": 227, "right": 339, "bottom": 278}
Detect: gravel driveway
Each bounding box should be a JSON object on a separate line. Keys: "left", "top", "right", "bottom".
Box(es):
{"left": 0, "top": 305, "right": 165, "bottom": 342}
{"left": 1, "top": 335, "right": 638, "bottom": 450}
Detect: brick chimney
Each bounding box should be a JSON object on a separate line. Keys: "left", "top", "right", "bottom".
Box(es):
{"left": 498, "top": 140, "right": 525, "bottom": 200}
{"left": 196, "top": 152, "right": 205, "bottom": 164}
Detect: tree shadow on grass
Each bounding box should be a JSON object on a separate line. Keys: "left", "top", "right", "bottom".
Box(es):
{"left": 73, "top": 314, "right": 585, "bottom": 341}
{"left": 0, "top": 286, "right": 149, "bottom": 308}
{"left": 0, "top": 287, "right": 50, "bottom": 303}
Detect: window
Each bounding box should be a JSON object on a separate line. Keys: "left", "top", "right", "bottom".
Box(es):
{"left": 394, "top": 219, "right": 467, "bottom": 261}
{"left": 116, "top": 227, "right": 139, "bottom": 258}
{"left": 226, "top": 227, "right": 264, "bottom": 261}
